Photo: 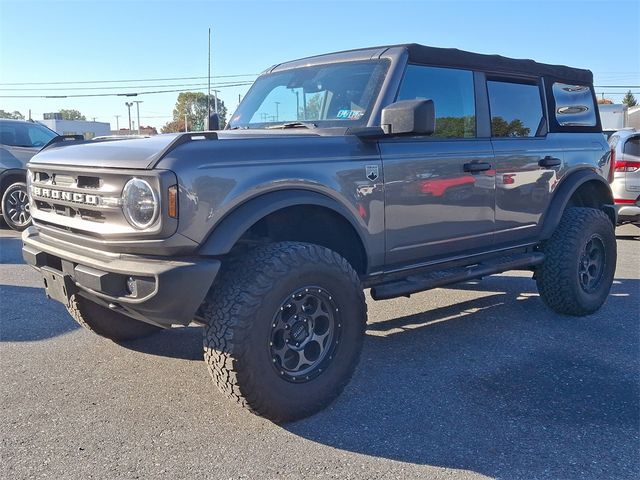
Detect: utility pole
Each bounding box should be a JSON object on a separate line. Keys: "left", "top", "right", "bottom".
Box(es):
{"left": 184, "top": 113, "right": 188, "bottom": 132}
{"left": 207, "top": 27, "right": 211, "bottom": 130}
{"left": 133, "top": 100, "right": 143, "bottom": 134}
{"left": 125, "top": 102, "right": 133, "bottom": 133}
{"left": 114, "top": 115, "right": 120, "bottom": 131}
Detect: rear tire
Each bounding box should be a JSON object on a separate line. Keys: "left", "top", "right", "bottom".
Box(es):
{"left": 67, "top": 294, "right": 162, "bottom": 342}
{"left": 202, "top": 242, "right": 367, "bottom": 423}
{"left": 536, "top": 207, "right": 616, "bottom": 316}
{"left": 2, "top": 182, "right": 31, "bottom": 231}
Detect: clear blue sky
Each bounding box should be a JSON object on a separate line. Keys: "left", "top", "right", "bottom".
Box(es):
{"left": 1, "top": 0, "right": 638, "bottom": 131}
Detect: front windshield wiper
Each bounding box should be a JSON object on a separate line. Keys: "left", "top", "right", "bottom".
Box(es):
{"left": 264, "top": 122, "right": 317, "bottom": 130}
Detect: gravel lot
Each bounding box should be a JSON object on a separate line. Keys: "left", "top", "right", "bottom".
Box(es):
{"left": 1, "top": 225, "right": 638, "bottom": 480}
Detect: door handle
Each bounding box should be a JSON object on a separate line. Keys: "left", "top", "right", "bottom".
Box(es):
{"left": 539, "top": 156, "right": 561, "bottom": 168}
{"left": 463, "top": 162, "right": 491, "bottom": 173}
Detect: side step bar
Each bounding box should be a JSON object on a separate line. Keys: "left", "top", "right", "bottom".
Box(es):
{"left": 370, "top": 252, "right": 545, "bottom": 300}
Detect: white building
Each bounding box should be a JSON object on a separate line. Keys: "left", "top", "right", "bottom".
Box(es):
{"left": 39, "top": 119, "right": 111, "bottom": 139}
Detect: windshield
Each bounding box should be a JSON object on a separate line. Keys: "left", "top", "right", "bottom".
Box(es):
{"left": 228, "top": 60, "right": 389, "bottom": 129}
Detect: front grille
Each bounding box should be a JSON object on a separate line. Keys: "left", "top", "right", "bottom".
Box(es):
{"left": 30, "top": 168, "right": 121, "bottom": 225}
{"left": 28, "top": 164, "right": 160, "bottom": 237}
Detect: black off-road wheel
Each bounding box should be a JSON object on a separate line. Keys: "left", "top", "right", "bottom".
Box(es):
{"left": 2, "top": 182, "right": 31, "bottom": 231}
{"left": 536, "top": 207, "right": 616, "bottom": 316}
{"left": 203, "top": 242, "right": 367, "bottom": 423}
{"left": 67, "top": 294, "right": 162, "bottom": 342}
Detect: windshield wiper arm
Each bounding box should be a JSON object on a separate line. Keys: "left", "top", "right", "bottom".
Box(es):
{"left": 264, "top": 122, "right": 316, "bottom": 130}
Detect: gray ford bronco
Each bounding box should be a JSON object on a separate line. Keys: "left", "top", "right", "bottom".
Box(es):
{"left": 22, "top": 44, "right": 617, "bottom": 422}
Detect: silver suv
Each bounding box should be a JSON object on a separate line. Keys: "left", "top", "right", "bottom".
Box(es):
{"left": 0, "top": 119, "right": 58, "bottom": 230}
{"left": 608, "top": 128, "right": 640, "bottom": 225}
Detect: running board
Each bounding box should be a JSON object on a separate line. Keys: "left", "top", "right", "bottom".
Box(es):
{"left": 370, "top": 252, "right": 545, "bottom": 300}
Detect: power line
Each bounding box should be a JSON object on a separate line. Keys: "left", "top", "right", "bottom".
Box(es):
{"left": 0, "top": 82, "right": 254, "bottom": 99}
{"left": 0, "top": 80, "right": 255, "bottom": 91}
{"left": 0, "top": 74, "right": 259, "bottom": 86}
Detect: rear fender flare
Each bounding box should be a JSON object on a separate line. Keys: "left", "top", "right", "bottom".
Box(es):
{"left": 539, "top": 169, "right": 615, "bottom": 240}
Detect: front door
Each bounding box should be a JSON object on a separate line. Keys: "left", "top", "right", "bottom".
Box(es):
{"left": 380, "top": 65, "right": 495, "bottom": 270}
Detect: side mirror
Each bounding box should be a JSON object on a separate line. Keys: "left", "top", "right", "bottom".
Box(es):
{"left": 381, "top": 99, "right": 435, "bottom": 135}
{"left": 208, "top": 113, "right": 220, "bottom": 131}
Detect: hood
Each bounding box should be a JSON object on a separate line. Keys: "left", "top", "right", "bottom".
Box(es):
{"left": 28, "top": 130, "right": 324, "bottom": 170}
{"left": 29, "top": 134, "right": 185, "bottom": 169}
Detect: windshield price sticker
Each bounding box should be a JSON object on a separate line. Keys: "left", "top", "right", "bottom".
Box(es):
{"left": 336, "top": 110, "right": 364, "bottom": 120}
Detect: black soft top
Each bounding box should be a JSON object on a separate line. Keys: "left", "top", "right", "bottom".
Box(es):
{"left": 399, "top": 43, "right": 593, "bottom": 84}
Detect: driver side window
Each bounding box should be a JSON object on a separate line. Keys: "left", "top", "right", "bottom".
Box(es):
{"left": 397, "top": 65, "right": 476, "bottom": 138}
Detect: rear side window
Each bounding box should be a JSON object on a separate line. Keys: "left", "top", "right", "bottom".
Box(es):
{"left": 397, "top": 65, "right": 476, "bottom": 138}
{"left": 487, "top": 80, "right": 544, "bottom": 137}
{"left": 552, "top": 83, "right": 597, "bottom": 127}
{"left": 623, "top": 136, "right": 640, "bottom": 158}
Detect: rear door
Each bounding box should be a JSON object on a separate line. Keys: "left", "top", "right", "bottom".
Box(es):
{"left": 486, "top": 76, "right": 564, "bottom": 246}
{"left": 380, "top": 65, "right": 495, "bottom": 269}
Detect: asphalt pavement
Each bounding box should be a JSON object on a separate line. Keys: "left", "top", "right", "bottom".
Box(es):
{"left": 1, "top": 225, "right": 638, "bottom": 480}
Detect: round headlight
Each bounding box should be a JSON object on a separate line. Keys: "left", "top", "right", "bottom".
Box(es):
{"left": 122, "top": 178, "right": 158, "bottom": 229}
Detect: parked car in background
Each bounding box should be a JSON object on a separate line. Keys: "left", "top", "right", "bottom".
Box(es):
{"left": 609, "top": 128, "right": 640, "bottom": 226}
{"left": 0, "top": 119, "right": 58, "bottom": 230}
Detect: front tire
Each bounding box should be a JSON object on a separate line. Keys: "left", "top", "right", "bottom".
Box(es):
{"left": 67, "top": 294, "right": 162, "bottom": 342}
{"left": 536, "top": 207, "right": 616, "bottom": 316}
{"left": 2, "top": 182, "right": 31, "bottom": 231}
{"left": 203, "top": 242, "right": 367, "bottom": 423}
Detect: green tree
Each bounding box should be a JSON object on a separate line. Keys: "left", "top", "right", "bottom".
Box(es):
{"left": 301, "top": 93, "right": 323, "bottom": 120}
{"left": 491, "top": 116, "right": 530, "bottom": 137}
{"left": 0, "top": 109, "right": 24, "bottom": 119}
{"left": 59, "top": 109, "right": 86, "bottom": 120}
{"left": 161, "top": 92, "right": 227, "bottom": 133}
{"left": 622, "top": 90, "right": 637, "bottom": 108}
{"left": 435, "top": 116, "right": 476, "bottom": 138}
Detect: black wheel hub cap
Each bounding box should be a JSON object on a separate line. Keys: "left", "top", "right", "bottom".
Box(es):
{"left": 578, "top": 234, "right": 605, "bottom": 293}
{"left": 269, "top": 287, "right": 340, "bottom": 383}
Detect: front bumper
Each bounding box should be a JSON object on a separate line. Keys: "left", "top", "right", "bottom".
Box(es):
{"left": 22, "top": 227, "right": 220, "bottom": 328}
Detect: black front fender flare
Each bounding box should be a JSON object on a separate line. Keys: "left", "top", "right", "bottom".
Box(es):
{"left": 198, "top": 189, "right": 371, "bottom": 259}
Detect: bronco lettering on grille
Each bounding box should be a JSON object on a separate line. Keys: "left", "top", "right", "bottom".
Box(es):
{"left": 32, "top": 186, "right": 101, "bottom": 206}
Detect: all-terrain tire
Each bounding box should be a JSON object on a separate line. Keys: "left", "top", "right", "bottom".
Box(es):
{"left": 67, "top": 294, "right": 162, "bottom": 342}
{"left": 536, "top": 207, "right": 616, "bottom": 316}
{"left": 202, "top": 242, "right": 367, "bottom": 423}
{"left": 2, "top": 182, "right": 31, "bottom": 231}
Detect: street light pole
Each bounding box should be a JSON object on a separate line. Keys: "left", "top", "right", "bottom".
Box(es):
{"left": 212, "top": 89, "right": 220, "bottom": 113}
{"left": 133, "top": 100, "right": 143, "bottom": 134}
{"left": 114, "top": 115, "right": 120, "bottom": 131}
{"left": 125, "top": 102, "right": 133, "bottom": 134}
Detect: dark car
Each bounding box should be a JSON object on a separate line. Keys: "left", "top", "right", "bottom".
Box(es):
{"left": 0, "top": 119, "right": 58, "bottom": 230}
{"left": 23, "top": 44, "right": 616, "bottom": 422}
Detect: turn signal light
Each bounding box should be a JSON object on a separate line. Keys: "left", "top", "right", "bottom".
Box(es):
{"left": 168, "top": 185, "right": 178, "bottom": 218}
